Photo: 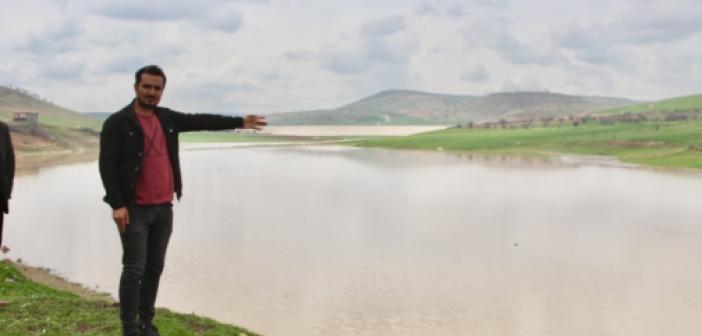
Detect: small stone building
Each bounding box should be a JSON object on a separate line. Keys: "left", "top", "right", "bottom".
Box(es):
{"left": 11, "top": 112, "right": 40, "bottom": 133}
{"left": 12, "top": 112, "right": 39, "bottom": 124}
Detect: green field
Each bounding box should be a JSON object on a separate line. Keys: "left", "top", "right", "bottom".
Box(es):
{"left": 0, "top": 261, "right": 259, "bottom": 336}
{"left": 354, "top": 120, "right": 702, "bottom": 169}
{"left": 595, "top": 94, "right": 702, "bottom": 115}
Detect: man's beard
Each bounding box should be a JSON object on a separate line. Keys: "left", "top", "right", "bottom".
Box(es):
{"left": 137, "top": 97, "right": 158, "bottom": 109}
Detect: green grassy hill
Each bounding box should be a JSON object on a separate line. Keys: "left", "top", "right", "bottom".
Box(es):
{"left": 267, "top": 90, "right": 638, "bottom": 125}
{"left": 594, "top": 94, "right": 702, "bottom": 115}
{"left": 0, "top": 85, "right": 101, "bottom": 130}
{"left": 0, "top": 86, "right": 102, "bottom": 151}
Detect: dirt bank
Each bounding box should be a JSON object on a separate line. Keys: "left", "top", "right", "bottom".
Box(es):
{"left": 2, "top": 258, "right": 114, "bottom": 303}
{"left": 16, "top": 147, "right": 99, "bottom": 175}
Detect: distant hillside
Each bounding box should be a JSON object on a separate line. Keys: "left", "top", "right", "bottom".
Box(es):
{"left": 0, "top": 85, "right": 100, "bottom": 151}
{"left": 0, "top": 85, "right": 102, "bottom": 130}
{"left": 267, "top": 90, "right": 639, "bottom": 125}
{"left": 84, "top": 112, "right": 111, "bottom": 121}
{"left": 594, "top": 94, "right": 702, "bottom": 115}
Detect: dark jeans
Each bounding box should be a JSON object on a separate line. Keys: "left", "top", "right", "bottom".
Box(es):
{"left": 0, "top": 213, "right": 4, "bottom": 247}
{"left": 119, "top": 204, "right": 173, "bottom": 333}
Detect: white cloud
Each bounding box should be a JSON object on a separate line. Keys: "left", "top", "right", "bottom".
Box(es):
{"left": 461, "top": 66, "right": 489, "bottom": 82}
{"left": 17, "top": 19, "right": 85, "bottom": 55}
{"left": 415, "top": 0, "right": 504, "bottom": 17}
{"left": 462, "top": 16, "right": 564, "bottom": 66}
{"left": 39, "top": 57, "right": 87, "bottom": 80}
{"left": 550, "top": 1, "right": 702, "bottom": 66}
{"left": 360, "top": 15, "right": 406, "bottom": 36}
{"left": 319, "top": 15, "right": 417, "bottom": 80}
{"left": 87, "top": 0, "right": 245, "bottom": 33}
{"left": 88, "top": 1, "right": 205, "bottom": 21}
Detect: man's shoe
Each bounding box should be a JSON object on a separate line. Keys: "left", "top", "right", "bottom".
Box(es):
{"left": 0, "top": 300, "right": 8, "bottom": 307}
{"left": 139, "top": 323, "right": 160, "bottom": 336}
{"left": 122, "top": 325, "right": 140, "bottom": 336}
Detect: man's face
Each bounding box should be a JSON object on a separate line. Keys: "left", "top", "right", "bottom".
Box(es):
{"left": 134, "top": 73, "right": 165, "bottom": 109}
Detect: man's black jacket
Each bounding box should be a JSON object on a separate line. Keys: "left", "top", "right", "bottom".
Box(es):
{"left": 99, "top": 101, "right": 243, "bottom": 210}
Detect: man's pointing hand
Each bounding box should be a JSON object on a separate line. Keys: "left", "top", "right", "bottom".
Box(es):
{"left": 243, "top": 115, "right": 267, "bottom": 130}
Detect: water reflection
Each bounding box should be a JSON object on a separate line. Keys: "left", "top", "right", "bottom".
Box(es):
{"left": 6, "top": 146, "right": 702, "bottom": 336}
{"left": 15, "top": 149, "right": 98, "bottom": 176}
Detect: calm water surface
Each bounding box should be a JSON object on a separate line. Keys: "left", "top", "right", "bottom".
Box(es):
{"left": 6, "top": 145, "right": 702, "bottom": 336}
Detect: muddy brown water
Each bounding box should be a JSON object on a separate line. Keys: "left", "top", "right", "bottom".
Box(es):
{"left": 6, "top": 145, "right": 702, "bottom": 336}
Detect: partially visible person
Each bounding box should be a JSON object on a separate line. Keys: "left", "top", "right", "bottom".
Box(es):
{"left": 0, "top": 119, "right": 15, "bottom": 308}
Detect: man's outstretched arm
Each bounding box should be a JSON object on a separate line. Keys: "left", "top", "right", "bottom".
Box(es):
{"left": 171, "top": 111, "right": 267, "bottom": 132}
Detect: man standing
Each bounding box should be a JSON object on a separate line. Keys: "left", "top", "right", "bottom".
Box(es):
{"left": 99, "top": 65, "right": 266, "bottom": 336}
{"left": 0, "top": 120, "right": 14, "bottom": 308}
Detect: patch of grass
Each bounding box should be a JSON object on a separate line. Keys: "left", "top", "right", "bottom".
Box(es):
{"left": 596, "top": 94, "right": 702, "bottom": 115}
{"left": 0, "top": 261, "right": 259, "bottom": 336}
{"left": 36, "top": 114, "right": 103, "bottom": 132}
{"left": 353, "top": 120, "right": 702, "bottom": 169}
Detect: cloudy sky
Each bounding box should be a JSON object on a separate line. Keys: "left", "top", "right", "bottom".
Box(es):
{"left": 1, "top": 0, "right": 701, "bottom": 113}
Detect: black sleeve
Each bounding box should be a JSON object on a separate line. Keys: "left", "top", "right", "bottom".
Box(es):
{"left": 170, "top": 111, "right": 244, "bottom": 133}
{"left": 99, "top": 116, "right": 126, "bottom": 209}
{"left": 5, "top": 125, "right": 13, "bottom": 200}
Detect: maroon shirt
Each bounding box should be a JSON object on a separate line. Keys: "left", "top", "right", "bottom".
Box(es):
{"left": 134, "top": 112, "right": 174, "bottom": 205}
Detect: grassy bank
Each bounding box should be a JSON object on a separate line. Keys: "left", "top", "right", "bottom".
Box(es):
{"left": 0, "top": 261, "right": 259, "bottom": 336}
{"left": 354, "top": 120, "right": 702, "bottom": 169}
{"left": 596, "top": 94, "right": 702, "bottom": 115}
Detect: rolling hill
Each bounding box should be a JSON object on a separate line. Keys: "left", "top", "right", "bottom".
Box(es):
{"left": 0, "top": 85, "right": 100, "bottom": 151}
{"left": 593, "top": 93, "right": 702, "bottom": 115}
{"left": 267, "top": 90, "right": 639, "bottom": 125}
{"left": 0, "top": 85, "right": 102, "bottom": 130}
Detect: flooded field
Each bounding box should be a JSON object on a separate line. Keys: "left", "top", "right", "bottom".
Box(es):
{"left": 6, "top": 145, "right": 702, "bottom": 336}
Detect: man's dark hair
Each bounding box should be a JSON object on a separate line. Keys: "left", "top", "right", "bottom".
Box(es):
{"left": 135, "top": 65, "right": 167, "bottom": 86}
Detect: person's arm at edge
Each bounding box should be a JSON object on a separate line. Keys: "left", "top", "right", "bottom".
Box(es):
{"left": 5, "top": 124, "right": 13, "bottom": 203}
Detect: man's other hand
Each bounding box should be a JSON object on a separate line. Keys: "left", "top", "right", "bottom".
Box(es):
{"left": 113, "top": 207, "right": 130, "bottom": 233}
{"left": 243, "top": 115, "right": 267, "bottom": 130}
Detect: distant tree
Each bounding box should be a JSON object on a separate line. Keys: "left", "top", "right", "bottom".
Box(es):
{"left": 520, "top": 119, "right": 533, "bottom": 129}
{"left": 598, "top": 116, "right": 612, "bottom": 125}
{"left": 540, "top": 116, "right": 554, "bottom": 127}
